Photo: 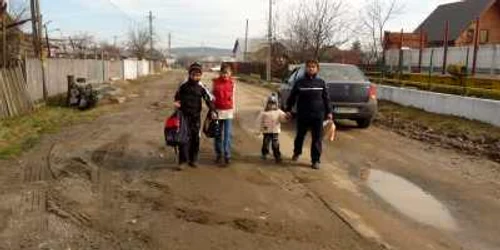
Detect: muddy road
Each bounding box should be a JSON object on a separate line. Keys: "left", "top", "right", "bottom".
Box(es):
{"left": 0, "top": 72, "right": 499, "bottom": 250}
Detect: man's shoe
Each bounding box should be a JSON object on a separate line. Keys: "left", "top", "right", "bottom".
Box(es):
{"left": 176, "top": 163, "right": 187, "bottom": 171}
{"left": 224, "top": 158, "right": 231, "bottom": 165}
{"left": 215, "top": 156, "right": 222, "bottom": 164}
{"left": 261, "top": 155, "right": 267, "bottom": 160}
{"left": 189, "top": 162, "right": 198, "bottom": 168}
{"left": 292, "top": 154, "right": 300, "bottom": 162}
{"left": 275, "top": 158, "right": 283, "bottom": 164}
{"left": 312, "top": 163, "right": 320, "bottom": 170}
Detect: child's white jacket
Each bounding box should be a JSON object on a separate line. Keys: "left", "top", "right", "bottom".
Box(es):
{"left": 257, "top": 109, "right": 288, "bottom": 134}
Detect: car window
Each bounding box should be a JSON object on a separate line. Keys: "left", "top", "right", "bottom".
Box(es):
{"left": 296, "top": 67, "right": 305, "bottom": 81}
{"left": 287, "top": 68, "right": 299, "bottom": 85}
{"left": 290, "top": 67, "right": 305, "bottom": 87}
{"left": 319, "top": 65, "right": 367, "bottom": 82}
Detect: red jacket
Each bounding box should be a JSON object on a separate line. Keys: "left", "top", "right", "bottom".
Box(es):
{"left": 212, "top": 77, "right": 234, "bottom": 110}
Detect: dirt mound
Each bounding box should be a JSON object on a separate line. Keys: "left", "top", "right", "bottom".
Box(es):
{"left": 375, "top": 102, "right": 500, "bottom": 164}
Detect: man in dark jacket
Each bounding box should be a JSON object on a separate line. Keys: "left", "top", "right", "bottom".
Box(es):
{"left": 286, "top": 60, "right": 333, "bottom": 170}
{"left": 174, "top": 63, "right": 215, "bottom": 169}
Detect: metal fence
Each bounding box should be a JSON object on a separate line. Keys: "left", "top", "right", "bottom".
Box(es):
{"left": 385, "top": 45, "right": 500, "bottom": 76}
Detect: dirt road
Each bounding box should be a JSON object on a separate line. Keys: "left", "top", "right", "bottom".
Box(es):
{"left": 0, "top": 72, "right": 498, "bottom": 250}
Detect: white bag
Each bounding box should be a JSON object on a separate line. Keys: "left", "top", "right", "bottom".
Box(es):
{"left": 323, "top": 120, "right": 336, "bottom": 142}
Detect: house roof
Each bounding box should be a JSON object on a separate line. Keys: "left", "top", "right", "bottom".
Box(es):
{"left": 233, "top": 38, "right": 268, "bottom": 54}
{"left": 415, "top": 0, "right": 496, "bottom": 42}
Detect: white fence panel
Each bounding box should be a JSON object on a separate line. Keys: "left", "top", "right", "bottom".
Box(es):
{"left": 123, "top": 59, "right": 138, "bottom": 80}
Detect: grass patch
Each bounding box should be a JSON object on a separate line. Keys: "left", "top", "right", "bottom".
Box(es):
{"left": 377, "top": 101, "right": 500, "bottom": 140}
{"left": 371, "top": 77, "right": 500, "bottom": 100}
{"left": 376, "top": 101, "right": 500, "bottom": 162}
{"left": 0, "top": 100, "right": 118, "bottom": 160}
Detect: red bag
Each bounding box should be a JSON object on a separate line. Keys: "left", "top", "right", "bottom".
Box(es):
{"left": 165, "top": 114, "right": 180, "bottom": 129}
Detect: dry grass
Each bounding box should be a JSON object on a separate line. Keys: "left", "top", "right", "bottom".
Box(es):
{"left": 0, "top": 105, "right": 115, "bottom": 159}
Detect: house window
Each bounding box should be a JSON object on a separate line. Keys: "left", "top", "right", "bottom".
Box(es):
{"left": 480, "top": 29, "right": 489, "bottom": 44}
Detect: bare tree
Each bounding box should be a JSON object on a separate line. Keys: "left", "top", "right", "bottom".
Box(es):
{"left": 69, "top": 33, "right": 94, "bottom": 58}
{"left": 100, "top": 41, "right": 121, "bottom": 59}
{"left": 285, "top": 0, "right": 350, "bottom": 61}
{"left": 361, "top": 0, "right": 403, "bottom": 63}
{"left": 127, "top": 27, "right": 149, "bottom": 60}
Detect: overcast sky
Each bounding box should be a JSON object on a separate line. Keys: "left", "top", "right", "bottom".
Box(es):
{"left": 13, "top": 0, "right": 458, "bottom": 49}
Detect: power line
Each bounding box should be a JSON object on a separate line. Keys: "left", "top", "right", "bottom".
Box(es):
{"left": 99, "top": 0, "right": 142, "bottom": 26}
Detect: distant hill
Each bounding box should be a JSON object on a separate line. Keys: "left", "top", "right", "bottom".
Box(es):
{"left": 170, "top": 47, "right": 232, "bottom": 58}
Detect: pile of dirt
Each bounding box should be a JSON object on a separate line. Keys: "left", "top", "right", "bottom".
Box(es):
{"left": 375, "top": 101, "right": 500, "bottom": 163}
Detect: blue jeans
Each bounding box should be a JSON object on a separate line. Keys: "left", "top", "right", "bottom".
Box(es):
{"left": 214, "top": 119, "right": 232, "bottom": 159}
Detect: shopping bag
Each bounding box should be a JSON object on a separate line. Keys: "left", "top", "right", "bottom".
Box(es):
{"left": 323, "top": 120, "right": 336, "bottom": 142}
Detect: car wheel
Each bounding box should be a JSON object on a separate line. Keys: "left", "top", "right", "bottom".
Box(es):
{"left": 356, "top": 118, "right": 372, "bottom": 129}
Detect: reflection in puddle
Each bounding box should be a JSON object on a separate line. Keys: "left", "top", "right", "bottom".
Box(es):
{"left": 363, "top": 169, "right": 458, "bottom": 231}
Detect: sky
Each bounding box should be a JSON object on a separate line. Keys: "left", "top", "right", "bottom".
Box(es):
{"left": 10, "top": 0, "right": 458, "bottom": 49}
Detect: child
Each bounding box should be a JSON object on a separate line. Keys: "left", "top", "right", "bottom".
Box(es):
{"left": 212, "top": 64, "right": 235, "bottom": 165}
{"left": 257, "top": 93, "right": 288, "bottom": 163}
{"left": 174, "top": 63, "right": 216, "bottom": 170}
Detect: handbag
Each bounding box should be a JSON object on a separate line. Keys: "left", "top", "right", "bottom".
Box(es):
{"left": 203, "top": 112, "right": 221, "bottom": 138}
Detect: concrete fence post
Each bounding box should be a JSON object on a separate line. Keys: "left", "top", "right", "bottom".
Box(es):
{"left": 491, "top": 44, "right": 497, "bottom": 76}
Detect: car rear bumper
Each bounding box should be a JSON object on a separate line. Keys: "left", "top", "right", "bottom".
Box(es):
{"left": 331, "top": 99, "right": 378, "bottom": 120}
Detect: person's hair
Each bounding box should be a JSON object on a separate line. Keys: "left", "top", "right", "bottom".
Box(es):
{"left": 220, "top": 63, "right": 232, "bottom": 73}
{"left": 189, "top": 62, "right": 203, "bottom": 74}
{"left": 265, "top": 102, "right": 278, "bottom": 111}
{"left": 305, "top": 59, "right": 320, "bottom": 67}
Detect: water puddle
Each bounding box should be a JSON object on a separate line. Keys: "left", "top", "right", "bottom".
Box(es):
{"left": 361, "top": 168, "right": 458, "bottom": 231}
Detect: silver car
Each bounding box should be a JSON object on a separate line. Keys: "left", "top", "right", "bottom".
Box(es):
{"left": 279, "top": 63, "right": 377, "bottom": 128}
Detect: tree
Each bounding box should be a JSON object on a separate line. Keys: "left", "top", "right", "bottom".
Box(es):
{"left": 100, "top": 41, "right": 121, "bottom": 59}
{"left": 127, "top": 27, "right": 150, "bottom": 60}
{"left": 285, "top": 0, "right": 350, "bottom": 61}
{"left": 351, "top": 40, "right": 362, "bottom": 51}
{"left": 69, "top": 33, "right": 94, "bottom": 59}
{"left": 361, "top": 0, "right": 404, "bottom": 63}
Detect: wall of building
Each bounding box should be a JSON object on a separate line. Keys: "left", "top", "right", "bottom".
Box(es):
{"left": 455, "top": 1, "right": 500, "bottom": 46}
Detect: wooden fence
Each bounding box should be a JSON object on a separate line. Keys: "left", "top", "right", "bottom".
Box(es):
{"left": 0, "top": 66, "right": 33, "bottom": 118}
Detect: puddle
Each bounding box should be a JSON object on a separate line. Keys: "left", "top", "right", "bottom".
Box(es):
{"left": 363, "top": 169, "right": 458, "bottom": 231}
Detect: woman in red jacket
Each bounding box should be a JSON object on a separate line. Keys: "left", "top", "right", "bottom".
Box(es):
{"left": 212, "top": 64, "right": 235, "bottom": 165}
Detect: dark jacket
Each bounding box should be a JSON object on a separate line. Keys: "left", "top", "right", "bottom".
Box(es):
{"left": 175, "top": 79, "right": 215, "bottom": 117}
{"left": 286, "top": 74, "right": 332, "bottom": 119}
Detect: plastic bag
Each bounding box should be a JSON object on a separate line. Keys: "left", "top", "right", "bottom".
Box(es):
{"left": 323, "top": 120, "right": 336, "bottom": 142}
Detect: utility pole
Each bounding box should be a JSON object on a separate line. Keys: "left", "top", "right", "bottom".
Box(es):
{"left": 148, "top": 11, "right": 154, "bottom": 58}
{"left": 266, "top": 0, "right": 272, "bottom": 82}
{"left": 44, "top": 24, "right": 50, "bottom": 58}
{"left": 113, "top": 35, "right": 117, "bottom": 47}
{"left": 168, "top": 32, "right": 171, "bottom": 58}
{"left": 244, "top": 19, "right": 249, "bottom": 62}
{"left": 2, "top": 12, "right": 6, "bottom": 66}
{"left": 30, "top": 0, "right": 39, "bottom": 56}
{"left": 31, "top": 0, "right": 48, "bottom": 100}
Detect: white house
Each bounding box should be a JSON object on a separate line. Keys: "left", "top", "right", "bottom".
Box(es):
{"left": 232, "top": 38, "right": 269, "bottom": 62}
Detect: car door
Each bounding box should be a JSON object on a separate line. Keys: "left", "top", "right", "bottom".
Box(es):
{"left": 279, "top": 67, "right": 299, "bottom": 108}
